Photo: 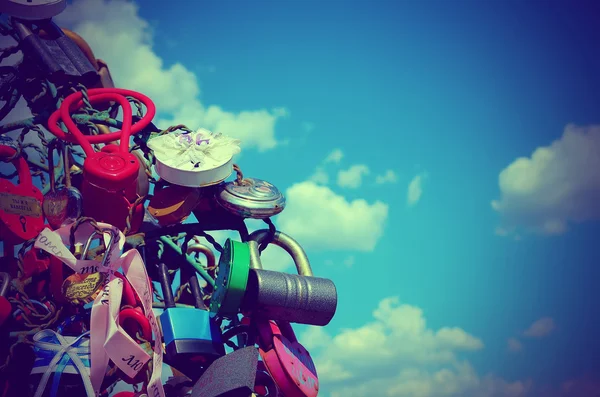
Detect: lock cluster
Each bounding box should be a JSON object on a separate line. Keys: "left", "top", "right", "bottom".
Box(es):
{"left": 0, "top": 5, "right": 338, "bottom": 397}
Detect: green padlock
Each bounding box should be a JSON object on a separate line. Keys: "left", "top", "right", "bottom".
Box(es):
{"left": 209, "top": 239, "right": 250, "bottom": 318}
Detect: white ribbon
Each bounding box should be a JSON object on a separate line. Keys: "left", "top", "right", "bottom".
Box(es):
{"left": 34, "top": 223, "right": 165, "bottom": 397}
{"left": 32, "top": 329, "right": 95, "bottom": 397}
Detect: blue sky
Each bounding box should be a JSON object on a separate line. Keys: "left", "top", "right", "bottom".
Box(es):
{"left": 3, "top": 0, "right": 600, "bottom": 395}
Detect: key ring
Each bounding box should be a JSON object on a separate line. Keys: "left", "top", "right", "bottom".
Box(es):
{"left": 47, "top": 88, "right": 156, "bottom": 155}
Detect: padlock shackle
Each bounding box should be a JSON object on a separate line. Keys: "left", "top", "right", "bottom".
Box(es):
{"left": 276, "top": 321, "right": 298, "bottom": 344}
{"left": 186, "top": 243, "right": 216, "bottom": 272}
{"left": 46, "top": 88, "right": 156, "bottom": 154}
{"left": 0, "top": 144, "right": 33, "bottom": 187}
{"left": 0, "top": 272, "right": 9, "bottom": 297}
{"left": 248, "top": 230, "right": 313, "bottom": 277}
{"left": 157, "top": 262, "right": 176, "bottom": 309}
{"left": 188, "top": 273, "right": 208, "bottom": 310}
{"left": 62, "top": 144, "right": 73, "bottom": 188}
{"left": 80, "top": 230, "right": 102, "bottom": 259}
{"left": 185, "top": 243, "right": 214, "bottom": 310}
{"left": 46, "top": 139, "right": 59, "bottom": 192}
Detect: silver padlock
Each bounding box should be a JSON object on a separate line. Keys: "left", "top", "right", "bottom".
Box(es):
{"left": 244, "top": 230, "right": 338, "bottom": 326}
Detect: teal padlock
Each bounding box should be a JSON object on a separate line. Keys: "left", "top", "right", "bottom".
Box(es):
{"left": 209, "top": 239, "right": 250, "bottom": 318}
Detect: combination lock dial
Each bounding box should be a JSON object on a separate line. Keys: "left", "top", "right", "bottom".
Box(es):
{"left": 216, "top": 178, "right": 286, "bottom": 219}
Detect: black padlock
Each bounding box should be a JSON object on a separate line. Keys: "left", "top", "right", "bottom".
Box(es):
{"left": 12, "top": 19, "right": 72, "bottom": 83}
{"left": 157, "top": 262, "right": 225, "bottom": 380}
{"left": 12, "top": 19, "right": 98, "bottom": 85}
{"left": 191, "top": 346, "right": 259, "bottom": 397}
{"left": 41, "top": 20, "right": 99, "bottom": 86}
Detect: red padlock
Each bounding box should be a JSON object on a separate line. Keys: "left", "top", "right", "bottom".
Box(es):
{"left": 47, "top": 88, "right": 156, "bottom": 233}
{"left": 0, "top": 144, "right": 45, "bottom": 244}
{"left": 258, "top": 320, "right": 319, "bottom": 397}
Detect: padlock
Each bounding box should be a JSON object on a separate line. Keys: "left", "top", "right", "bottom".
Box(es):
{"left": 12, "top": 19, "right": 68, "bottom": 83}
{"left": 147, "top": 184, "right": 200, "bottom": 226}
{"left": 47, "top": 88, "right": 156, "bottom": 233}
{"left": 39, "top": 27, "right": 99, "bottom": 71}
{"left": 43, "top": 140, "right": 81, "bottom": 229}
{"left": 247, "top": 232, "right": 321, "bottom": 397}
{"left": 191, "top": 346, "right": 259, "bottom": 397}
{"left": 257, "top": 320, "right": 318, "bottom": 397}
{"left": 157, "top": 261, "right": 225, "bottom": 380}
{"left": 14, "top": 18, "right": 98, "bottom": 86}
{"left": 61, "top": 231, "right": 114, "bottom": 306}
{"left": 43, "top": 20, "right": 99, "bottom": 86}
{"left": 216, "top": 178, "right": 286, "bottom": 219}
{"left": 209, "top": 239, "right": 251, "bottom": 319}
{"left": 0, "top": 142, "right": 44, "bottom": 245}
{"left": 0, "top": 272, "right": 11, "bottom": 327}
{"left": 250, "top": 230, "right": 324, "bottom": 397}
{"left": 80, "top": 143, "right": 143, "bottom": 233}
{"left": 244, "top": 230, "right": 338, "bottom": 326}
{"left": 42, "top": 139, "right": 66, "bottom": 229}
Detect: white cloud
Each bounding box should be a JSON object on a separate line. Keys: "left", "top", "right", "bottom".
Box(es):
{"left": 375, "top": 169, "right": 398, "bottom": 185}
{"left": 507, "top": 338, "right": 523, "bottom": 353}
{"left": 337, "top": 164, "right": 370, "bottom": 189}
{"left": 523, "top": 317, "right": 555, "bottom": 338}
{"left": 309, "top": 167, "right": 329, "bottom": 185}
{"left": 408, "top": 172, "right": 428, "bottom": 206}
{"left": 302, "top": 297, "right": 531, "bottom": 397}
{"left": 55, "top": 0, "right": 287, "bottom": 152}
{"left": 324, "top": 148, "right": 344, "bottom": 164}
{"left": 492, "top": 124, "right": 600, "bottom": 236}
{"left": 277, "top": 181, "right": 388, "bottom": 252}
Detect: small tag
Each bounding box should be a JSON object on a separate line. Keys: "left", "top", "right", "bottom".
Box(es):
{"left": 0, "top": 192, "right": 42, "bottom": 217}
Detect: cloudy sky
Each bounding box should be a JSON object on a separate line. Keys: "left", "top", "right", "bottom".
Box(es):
{"left": 3, "top": 0, "right": 600, "bottom": 396}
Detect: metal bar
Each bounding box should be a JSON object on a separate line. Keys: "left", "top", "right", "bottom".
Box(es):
{"left": 159, "top": 235, "right": 216, "bottom": 288}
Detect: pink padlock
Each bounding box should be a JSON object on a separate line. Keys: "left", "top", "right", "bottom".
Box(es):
{"left": 257, "top": 319, "right": 318, "bottom": 397}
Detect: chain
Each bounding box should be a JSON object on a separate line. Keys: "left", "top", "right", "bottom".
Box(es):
{"left": 259, "top": 218, "right": 277, "bottom": 253}
{"left": 68, "top": 217, "right": 113, "bottom": 252}
{"left": 233, "top": 163, "right": 245, "bottom": 185}
{"left": 192, "top": 231, "right": 224, "bottom": 253}
{"left": 123, "top": 194, "right": 148, "bottom": 236}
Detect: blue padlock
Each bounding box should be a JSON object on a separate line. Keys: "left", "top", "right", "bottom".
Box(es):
{"left": 157, "top": 261, "right": 225, "bottom": 379}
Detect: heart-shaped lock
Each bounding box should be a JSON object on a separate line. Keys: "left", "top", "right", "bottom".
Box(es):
{"left": 42, "top": 140, "right": 68, "bottom": 228}
{"left": 258, "top": 320, "right": 318, "bottom": 397}
{"left": 0, "top": 141, "right": 44, "bottom": 244}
